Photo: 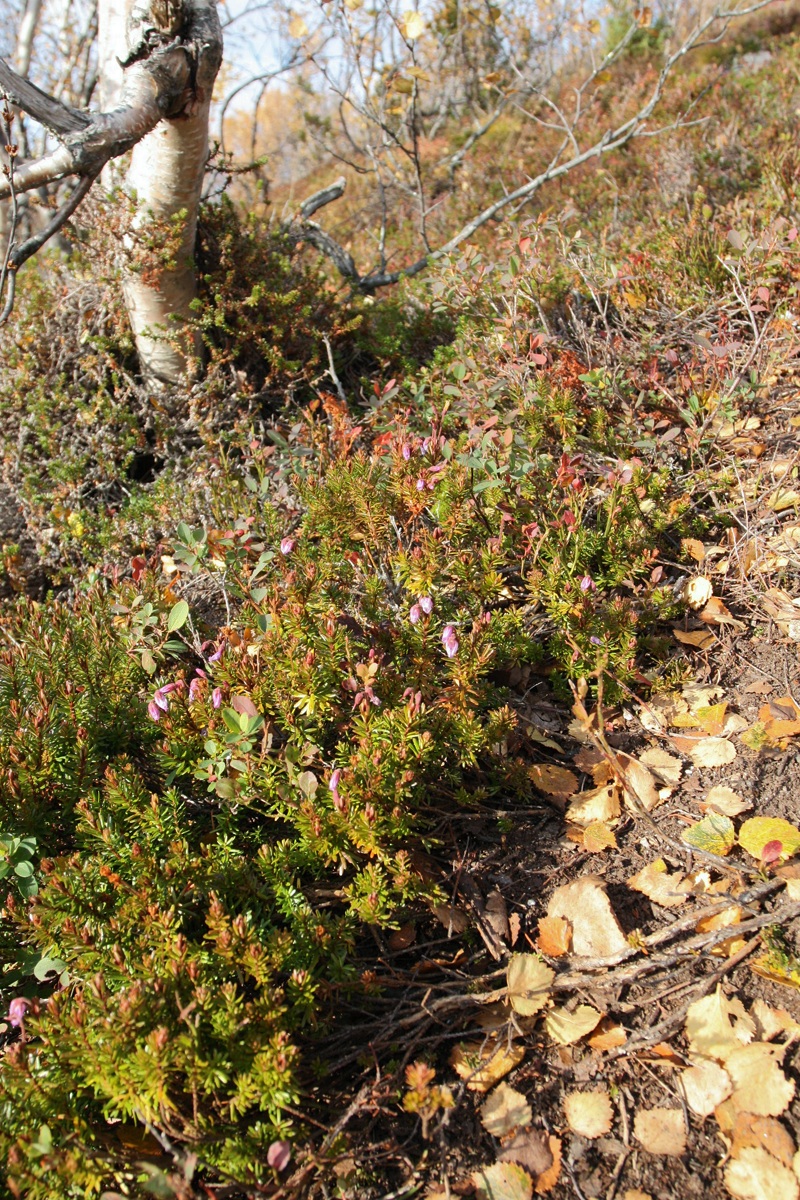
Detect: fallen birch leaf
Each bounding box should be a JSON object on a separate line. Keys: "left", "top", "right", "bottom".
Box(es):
{"left": 588, "top": 1019, "right": 627, "bottom": 1050}
{"left": 685, "top": 987, "right": 755, "bottom": 1060}
{"left": 536, "top": 916, "right": 571, "bottom": 958}
{"left": 695, "top": 702, "right": 728, "bottom": 735}
{"left": 682, "top": 813, "right": 736, "bottom": 856}
{"left": 480, "top": 1082, "right": 532, "bottom": 1137}
{"left": 545, "top": 1004, "right": 603, "bottom": 1046}
{"left": 499, "top": 1130, "right": 557, "bottom": 1184}
{"left": 739, "top": 817, "right": 800, "bottom": 863}
{"left": 628, "top": 859, "right": 687, "bottom": 908}
{"left": 529, "top": 764, "right": 578, "bottom": 797}
{"left": 727, "top": 1043, "right": 795, "bottom": 1116}
{"left": 564, "top": 1090, "right": 613, "bottom": 1139}
{"left": 695, "top": 905, "right": 745, "bottom": 955}
{"left": 759, "top": 696, "right": 800, "bottom": 740}
{"left": 761, "top": 588, "right": 800, "bottom": 640}
{"left": 431, "top": 904, "right": 469, "bottom": 934}
{"left": 633, "top": 1108, "right": 686, "bottom": 1156}
{"left": 683, "top": 682, "right": 725, "bottom": 709}
{"left": 704, "top": 785, "right": 751, "bottom": 817}
{"left": 623, "top": 1193, "right": 653, "bottom": 1200}
{"left": 688, "top": 736, "right": 737, "bottom": 768}
{"left": 533, "top": 1136, "right": 561, "bottom": 1194}
{"left": 680, "top": 1061, "right": 732, "bottom": 1116}
{"left": 730, "top": 1113, "right": 796, "bottom": 1167}
{"left": 674, "top": 625, "right": 716, "bottom": 649}
{"left": 682, "top": 538, "right": 707, "bottom": 563}
{"left": 725, "top": 1146, "right": 799, "bottom": 1200}
{"left": 450, "top": 1040, "right": 526, "bottom": 1092}
{"left": 473, "top": 1161, "right": 533, "bottom": 1200}
{"left": 698, "top": 597, "right": 745, "bottom": 629}
{"left": 751, "top": 999, "right": 800, "bottom": 1043}
{"left": 566, "top": 784, "right": 620, "bottom": 827}
{"left": 547, "top": 877, "right": 628, "bottom": 958}
{"left": 616, "top": 752, "right": 660, "bottom": 812}
{"left": 583, "top": 821, "right": 617, "bottom": 852}
{"left": 639, "top": 747, "right": 683, "bottom": 785}
{"left": 766, "top": 489, "right": 800, "bottom": 513}
{"left": 506, "top": 954, "right": 554, "bottom": 1015}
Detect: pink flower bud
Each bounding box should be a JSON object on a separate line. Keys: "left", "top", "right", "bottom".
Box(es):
{"left": 580, "top": 575, "right": 594, "bottom": 592}
{"left": 147, "top": 700, "right": 162, "bottom": 722}
{"left": 280, "top": 537, "right": 296, "bottom": 556}
{"left": 212, "top": 687, "right": 222, "bottom": 709}
{"left": 418, "top": 595, "right": 433, "bottom": 614}
{"left": 441, "top": 626, "right": 459, "bottom": 658}
{"left": 402, "top": 444, "right": 412, "bottom": 461}
{"left": 409, "top": 604, "right": 422, "bottom": 625}
{"left": 267, "top": 1141, "right": 292, "bottom": 1172}
{"left": 8, "top": 997, "right": 30, "bottom": 1028}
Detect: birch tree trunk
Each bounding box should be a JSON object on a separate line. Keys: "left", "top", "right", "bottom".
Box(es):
{"left": 0, "top": 0, "right": 222, "bottom": 383}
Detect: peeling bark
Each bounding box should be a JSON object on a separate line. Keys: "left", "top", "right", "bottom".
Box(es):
{"left": 0, "top": 0, "right": 222, "bottom": 382}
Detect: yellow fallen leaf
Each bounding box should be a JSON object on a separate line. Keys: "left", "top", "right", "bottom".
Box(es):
{"left": 287, "top": 14, "right": 309, "bottom": 37}
{"left": 536, "top": 916, "right": 571, "bottom": 958}
{"left": 751, "top": 998, "right": 800, "bottom": 1043}
{"left": 529, "top": 763, "right": 578, "bottom": 797}
{"left": 547, "top": 876, "right": 628, "bottom": 958}
{"left": 688, "top": 736, "right": 737, "bottom": 768}
{"left": 450, "top": 1039, "right": 526, "bottom": 1092}
{"left": 545, "top": 1004, "right": 603, "bottom": 1046}
{"left": 685, "top": 986, "right": 754, "bottom": 1061}
{"left": 588, "top": 1019, "right": 627, "bottom": 1050}
{"left": 506, "top": 954, "right": 554, "bottom": 1016}
{"left": 727, "top": 1043, "right": 795, "bottom": 1116}
{"left": 766, "top": 488, "right": 800, "bottom": 513}
{"left": 616, "top": 752, "right": 660, "bottom": 812}
{"left": 695, "top": 702, "right": 728, "bottom": 735}
{"left": 673, "top": 627, "right": 716, "bottom": 649}
{"left": 639, "top": 747, "right": 682, "bottom": 785}
{"left": 473, "top": 1162, "right": 533, "bottom": 1200}
{"left": 564, "top": 1090, "right": 613, "bottom": 1139}
{"left": 725, "top": 1147, "right": 799, "bottom": 1200}
{"left": 682, "top": 813, "right": 735, "bottom": 856}
{"left": 480, "top": 1082, "right": 532, "bottom": 1136}
{"left": 628, "top": 859, "right": 687, "bottom": 908}
{"left": 583, "top": 821, "right": 617, "bottom": 852}
{"left": 682, "top": 538, "right": 706, "bottom": 563}
{"left": 565, "top": 783, "right": 620, "bottom": 827}
{"left": 738, "top": 817, "right": 800, "bottom": 863}
{"left": 680, "top": 1061, "right": 732, "bottom": 1117}
{"left": 695, "top": 904, "right": 745, "bottom": 956}
{"left": 633, "top": 1108, "right": 686, "bottom": 1156}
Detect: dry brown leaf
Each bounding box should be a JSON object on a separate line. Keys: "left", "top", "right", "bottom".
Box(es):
{"left": 628, "top": 859, "right": 687, "bottom": 909}
{"left": 533, "top": 1136, "right": 561, "bottom": 1194}
{"left": 674, "top": 627, "right": 716, "bottom": 649}
{"left": 583, "top": 822, "right": 617, "bottom": 852}
{"left": 685, "top": 987, "right": 755, "bottom": 1061}
{"left": 751, "top": 998, "right": 800, "bottom": 1043}
{"left": 564, "top": 1090, "right": 613, "bottom": 1139}
{"left": 574, "top": 746, "right": 614, "bottom": 784}
{"left": 508, "top": 912, "right": 522, "bottom": 947}
{"left": 431, "top": 904, "right": 469, "bottom": 934}
{"left": 536, "top": 916, "right": 571, "bottom": 958}
{"left": 680, "top": 1061, "right": 732, "bottom": 1117}
{"left": 623, "top": 1193, "right": 653, "bottom": 1200}
{"left": 698, "top": 597, "right": 745, "bottom": 628}
{"left": 682, "top": 538, "right": 707, "bottom": 563}
{"left": 388, "top": 922, "right": 417, "bottom": 951}
{"left": 727, "top": 1043, "right": 796, "bottom": 1116}
{"left": 761, "top": 588, "right": 800, "bottom": 641}
{"left": 498, "top": 1129, "right": 553, "bottom": 1178}
{"left": 633, "top": 1108, "right": 686, "bottom": 1156}
{"left": 565, "top": 784, "right": 621, "bottom": 827}
{"left": 695, "top": 905, "right": 745, "bottom": 956}
{"left": 545, "top": 1005, "right": 603, "bottom": 1046}
{"left": 725, "top": 1147, "right": 799, "bottom": 1200}
{"left": 473, "top": 1161, "right": 533, "bottom": 1200}
{"left": 506, "top": 954, "right": 555, "bottom": 1015}
{"left": 759, "top": 695, "right": 800, "bottom": 740}
{"left": 616, "top": 752, "right": 661, "bottom": 812}
{"left": 485, "top": 890, "right": 511, "bottom": 944}
{"left": 480, "top": 1082, "right": 532, "bottom": 1137}
{"left": 704, "top": 785, "right": 752, "bottom": 817}
{"left": 730, "top": 1113, "right": 796, "bottom": 1168}
{"left": 450, "top": 1040, "right": 526, "bottom": 1092}
{"left": 529, "top": 764, "right": 579, "bottom": 797}
{"left": 588, "top": 1019, "right": 627, "bottom": 1051}
{"left": 639, "top": 747, "right": 683, "bottom": 785}
{"left": 546, "top": 877, "right": 628, "bottom": 958}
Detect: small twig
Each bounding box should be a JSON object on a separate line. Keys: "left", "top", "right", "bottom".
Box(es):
{"left": 322, "top": 333, "right": 346, "bottom": 404}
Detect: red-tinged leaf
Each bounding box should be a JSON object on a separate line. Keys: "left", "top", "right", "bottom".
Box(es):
{"left": 762, "top": 840, "right": 784, "bottom": 865}
{"left": 532, "top": 353, "right": 547, "bottom": 365}
{"left": 519, "top": 237, "right": 532, "bottom": 253}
